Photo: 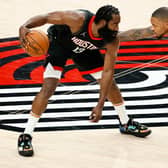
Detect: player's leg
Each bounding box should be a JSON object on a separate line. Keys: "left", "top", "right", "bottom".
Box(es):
{"left": 18, "top": 39, "right": 69, "bottom": 157}
{"left": 73, "top": 50, "right": 129, "bottom": 123}
{"left": 97, "top": 78, "right": 151, "bottom": 138}
{"left": 74, "top": 50, "right": 151, "bottom": 137}
{"left": 18, "top": 78, "right": 59, "bottom": 157}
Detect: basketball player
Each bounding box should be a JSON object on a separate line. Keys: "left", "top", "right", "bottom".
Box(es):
{"left": 18, "top": 5, "right": 151, "bottom": 157}
{"left": 119, "top": 7, "right": 168, "bottom": 41}
{"left": 151, "top": 7, "right": 168, "bottom": 38}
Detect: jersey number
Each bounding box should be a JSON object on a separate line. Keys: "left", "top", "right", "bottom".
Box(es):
{"left": 72, "top": 47, "right": 85, "bottom": 53}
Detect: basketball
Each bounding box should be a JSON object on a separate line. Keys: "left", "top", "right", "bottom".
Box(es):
{"left": 22, "top": 30, "right": 49, "bottom": 57}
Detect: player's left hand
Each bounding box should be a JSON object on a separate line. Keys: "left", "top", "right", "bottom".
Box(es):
{"left": 89, "top": 105, "right": 103, "bottom": 122}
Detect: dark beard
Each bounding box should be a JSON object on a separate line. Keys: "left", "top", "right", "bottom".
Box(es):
{"left": 98, "top": 24, "right": 118, "bottom": 43}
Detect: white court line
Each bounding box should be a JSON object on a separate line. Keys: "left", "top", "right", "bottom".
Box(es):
{"left": 1, "top": 98, "right": 168, "bottom": 111}
{"left": 1, "top": 87, "right": 168, "bottom": 101}
{"left": 3, "top": 117, "right": 168, "bottom": 128}
{"left": 0, "top": 108, "right": 168, "bottom": 120}
{"left": 1, "top": 70, "right": 168, "bottom": 94}
{"left": 1, "top": 79, "right": 168, "bottom": 93}
{"left": 0, "top": 91, "right": 167, "bottom": 102}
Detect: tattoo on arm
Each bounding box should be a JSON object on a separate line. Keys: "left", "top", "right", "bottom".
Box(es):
{"left": 119, "top": 27, "right": 154, "bottom": 41}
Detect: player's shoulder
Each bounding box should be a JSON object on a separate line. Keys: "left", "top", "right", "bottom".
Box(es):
{"left": 65, "top": 9, "right": 87, "bottom": 17}
{"left": 69, "top": 9, "right": 93, "bottom": 18}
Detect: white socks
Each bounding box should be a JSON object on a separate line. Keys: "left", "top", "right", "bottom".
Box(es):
{"left": 114, "top": 103, "right": 129, "bottom": 125}
{"left": 24, "top": 111, "right": 40, "bottom": 136}
{"left": 23, "top": 103, "right": 128, "bottom": 135}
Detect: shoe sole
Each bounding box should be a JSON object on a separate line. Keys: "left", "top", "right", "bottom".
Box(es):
{"left": 18, "top": 149, "right": 34, "bottom": 157}
{"left": 120, "top": 129, "right": 152, "bottom": 138}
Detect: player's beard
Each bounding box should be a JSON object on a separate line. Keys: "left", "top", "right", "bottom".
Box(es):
{"left": 98, "top": 24, "right": 118, "bottom": 43}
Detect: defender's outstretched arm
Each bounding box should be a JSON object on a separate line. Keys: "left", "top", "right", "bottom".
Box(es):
{"left": 119, "top": 26, "right": 154, "bottom": 41}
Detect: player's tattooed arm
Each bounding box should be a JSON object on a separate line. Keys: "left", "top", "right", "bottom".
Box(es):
{"left": 119, "top": 26, "right": 154, "bottom": 41}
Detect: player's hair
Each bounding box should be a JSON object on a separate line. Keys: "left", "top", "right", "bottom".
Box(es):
{"left": 152, "top": 7, "right": 168, "bottom": 20}
{"left": 94, "top": 5, "right": 120, "bottom": 24}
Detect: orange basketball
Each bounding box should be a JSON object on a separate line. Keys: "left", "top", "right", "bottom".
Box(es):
{"left": 22, "top": 30, "right": 49, "bottom": 57}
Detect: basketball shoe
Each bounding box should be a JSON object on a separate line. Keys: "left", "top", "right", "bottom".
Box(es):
{"left": 18, "top": 134, "right": 34, "bottom": 156}
{"left": 119, "top": 118, "right": 151, "bottom": 138}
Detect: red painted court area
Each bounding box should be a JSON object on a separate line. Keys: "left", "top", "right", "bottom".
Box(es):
{"left": 1, "top": 37, "right": 168, "bottom": 85}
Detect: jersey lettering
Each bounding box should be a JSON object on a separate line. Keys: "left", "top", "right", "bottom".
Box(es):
{"left": 71, "top": 37, "right": 97, "bottom": 50}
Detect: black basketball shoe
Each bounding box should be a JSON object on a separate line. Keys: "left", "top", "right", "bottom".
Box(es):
{"left": 119, "top": 119, "right": 152, "bottom": 138}
{"left": 18, "top": 134, "right": 34, "bottom": 157}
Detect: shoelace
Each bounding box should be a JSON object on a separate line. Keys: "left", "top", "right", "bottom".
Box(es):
{"left": 131, "top": 120, "right": 146, "bottom": 130}
{"left": 20, "top": 136, "right": 31, "bottom": 149}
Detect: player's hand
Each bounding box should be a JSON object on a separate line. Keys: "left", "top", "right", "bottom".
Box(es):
{"left": 89, "top": 105, "right": 103, "bottom": 122}
{"left": 19, "top": 26, "right": 30, "bottom": 47}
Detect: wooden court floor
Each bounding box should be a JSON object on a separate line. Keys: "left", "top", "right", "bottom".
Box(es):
{"left": 0, "top": 128, "right": 168, "bottom": 168}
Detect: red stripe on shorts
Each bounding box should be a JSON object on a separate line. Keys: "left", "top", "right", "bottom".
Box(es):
{"left": 53, "top": 66, "right": 63, "bottom": 71}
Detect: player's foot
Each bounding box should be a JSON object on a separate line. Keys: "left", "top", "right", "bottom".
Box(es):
{"left": 119, "top": 119, "right": 151, "bottom": 138}
{"left": 18, "top": 133, "right": 34, "bottom": 157}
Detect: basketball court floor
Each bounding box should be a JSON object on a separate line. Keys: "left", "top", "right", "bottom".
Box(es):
{"left": 0, "top": 0, "right": 168, "bottom": 167}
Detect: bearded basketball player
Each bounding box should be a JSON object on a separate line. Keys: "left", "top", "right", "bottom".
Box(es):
{"left": 18, "top": 5, "right": 152, "bottom": 157}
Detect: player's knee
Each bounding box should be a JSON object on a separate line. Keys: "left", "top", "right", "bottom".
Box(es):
{"left": 40, "top": 88, "right": 55, "bottom": 99}
{"left": 40, "top": 78, "right": 58, "bottom": 99}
